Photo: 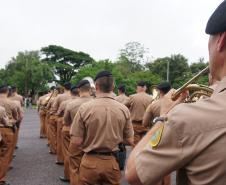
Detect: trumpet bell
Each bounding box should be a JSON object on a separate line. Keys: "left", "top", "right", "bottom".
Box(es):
{"left": 150, "top": 85, "right": 160, "bottom": 100}
{"left": 82, "top": 76, "right": 96, "bottom": 97}
{"left": 172, "top": 66, "right": 211, "bottom": 102}
{"left": 185, "top": 84, "right": 213, "bottom": 102}
{"left": 83, "top": 77, "right": 95, "bottom": 89}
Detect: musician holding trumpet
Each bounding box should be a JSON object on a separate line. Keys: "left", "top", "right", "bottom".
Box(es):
{"left": 126, "top": 1, "right": 226, "bottom": 185}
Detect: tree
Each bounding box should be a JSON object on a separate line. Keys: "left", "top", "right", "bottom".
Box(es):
{"left": 72, "top": 60, "right": 162, "bottom": 95}
{"left": 189, "top": 58, "right": 209, "bottom": 85}
{"left": 5, "top": 51, "right": 54, "bottom": 96}
{"left": 0, "top": 69, "right": 7, "bottom": 85}
{"left": 147, "top": 54, "right": 190, "bottom": 88}
{"left": 71, "top": 59, "right": 121, "bottom": 84}
{"left": 41, "top": 45, "right": 94, "bottom": 84}
{"left": 122, "top": 71, "right": 162, "bottom": 95}
{"left": 117, "top": 42, "right": 150, "bottom": 72}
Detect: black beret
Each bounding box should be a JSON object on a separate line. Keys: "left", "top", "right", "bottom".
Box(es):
{"left": 77, "top": 80, "right": 90, "bottom": 88}
{"left": 206, "top": 1, "right": 226, "bottom": 34}
{"left": 137, "top": 80, "right": 146, "bottom": 87}
{"left": 63, "top": 82, "right": 71, "bottom": 90}
{"left": 71, "top": 84, "right": 78, "bottom": 91}
{"left": 157, "top": 82, "right": 171, "bottom": 91}
{"left": 94, "top": 70, "right": 112, "bottom": 81}
{"left": 11, "top": 86, "right": 16, "bottom": 90}
{"left": 118, "top": 84, "right": 126, "bottom": 91}
{"left": 50, "top": 86, "right": 56, "bottom": 91}
{"left": 0, "top": 84, "right": 8, "bottom": 90}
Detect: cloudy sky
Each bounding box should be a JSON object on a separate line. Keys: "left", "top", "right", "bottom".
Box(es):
{"left": 0, "top": 0, "right": 223, "bottom": 68}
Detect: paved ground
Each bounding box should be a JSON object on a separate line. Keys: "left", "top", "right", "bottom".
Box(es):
{"left": 7, "top": 109, "right": 175, "bottom": 185}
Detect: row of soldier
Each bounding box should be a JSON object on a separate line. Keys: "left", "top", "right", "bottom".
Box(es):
{"left": 0, "top": 86, "right": 24, "bottom": 185}
{"left": 37, "top": 70, "right": 172, "bottom": 185}
{"left": 1, "top": 1, "right": 226, "bottom": 185}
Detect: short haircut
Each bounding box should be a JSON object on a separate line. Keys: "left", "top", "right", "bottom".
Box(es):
{"left": 0, "top": 86, "right": 9, "bottom": 94}
{"left": 63, "top": 82, "right": 71, "bottom": 90}
{"left": 11, "top": 86, "right": 17, "bottom": 93}
{"left": 79, "top": 83, "right": 91, "bottom": 93}
{"left": 96, "top": 76, "right": 114, "bottom": 93}
{"left": 157, "top": 82, "right": 171, "bottom": 94}
{"left": 137, "top": 80, "right": 146, "bottom": 87}
{"left": 118, "top": 84, "right": 126, "bottom": 93}
{"left": 160, "top": 87, "right": 171, "bottom": 94}
{"left": 71, "top": 88, "right": 79, "bottom": 96}
{"left": 50, "top": 86, "right": 55, "bottom": 91}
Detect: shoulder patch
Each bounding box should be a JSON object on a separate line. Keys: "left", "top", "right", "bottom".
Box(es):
{"left": 149, "top": 124, "right": 164, "bottom": 148}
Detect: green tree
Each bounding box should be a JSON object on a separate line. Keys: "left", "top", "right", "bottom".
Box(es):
{"left": 71, "top": 59, "right": 121, "bottom": 83}
{"left": 0, "top": 69, "right": 7, "bottom": 85}
{"left": 117, "top": 42, "right": 150, "bottom": 72}
{"left": 189, "top": 58, "right": 209, "bottom": 85}
{"left": 122, "top": 71, "right": 162, "bottom": 95}
{"left": 5, "top": 51, "right": 54, "bottom": 96}
{"left": 147, "top": 54, "right": 190, "bottom": 88}
{"left": 41, "top": 45, "right": 94, "bottom": 84}
{"left": 72, "top": 60, "right": 162, "bottom": 95}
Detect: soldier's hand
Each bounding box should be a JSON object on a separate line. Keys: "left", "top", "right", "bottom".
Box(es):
{"left": 160, "top": 89, "right": 188, "bottom": 116}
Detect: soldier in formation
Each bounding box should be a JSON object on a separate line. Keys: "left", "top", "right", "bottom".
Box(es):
{"left": 0, "top": 85, "right": 23, "bottom": 185}
{"left": 37, "top": 67, "right": 177, "bottom": 185}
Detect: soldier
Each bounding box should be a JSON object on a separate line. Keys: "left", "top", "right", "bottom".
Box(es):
{"left": 11, "top": 99, "right": 23, "bottom": 150}
{"left": 0, "top": 85, "right": 19, "bottom": 165}
{"left": 55, "top": 85, "right": 79, "bottom": 166}
{"left": 142, "top": 82, "right": 171, "bottom": 128}
{"left": 62, "top": 80, "right": 93, "bottom": 184}
{"left": 37, "top": 87, "right": 54, "bottom": 138}
{"left": 115, "top": 84, "right": 129, "bottom": 104}
{"left": 48, "top": 82, "right": 71, "bottom": 154}
{"left": 125, "top": 81, "right": 153, "bottom": 145}
{"left": 45, "top": 87, "right": 60, "bottom": 150}
{"left": 0, "top": 105, "right": 13, "bottom": 185}
{"left": 8, "top": 86, "right": 24, "bottom": 107}
{"left": 70, "top": 71, "right": 134, "bottom": 185}
{"left": 0, "top": 85, "right": 19, "bottom": 123}
{"left": 126, "top": 1, "right": 226, "bottom": 185}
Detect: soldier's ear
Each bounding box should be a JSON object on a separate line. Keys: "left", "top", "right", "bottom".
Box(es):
{"left": 217, "top": 32, "right": 226, "bottom": 52}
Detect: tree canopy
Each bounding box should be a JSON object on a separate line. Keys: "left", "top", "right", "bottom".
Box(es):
{"left": 2, "top": 51, "right": 54, "bottom": 96}
{"left": 117, "top": 41, "right": 150, "bottom": 72}
{"left": 0, "top": 42, "right": 210, "bottom": 97}
{"left": 72, "top": 59, "right": 162, "bottom": 95}
{"left": 41, "top": 45, "right": 94, "bottom": 84}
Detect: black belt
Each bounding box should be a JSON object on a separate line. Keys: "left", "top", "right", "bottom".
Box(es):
{"left": 132, "top": 120, "right": 142, "bottom": 124}
{"left": 0, "top": 125, "right": 13, "bottom": 129}
{"left": 87, "top": 151, "right": 116, "bottom": 156}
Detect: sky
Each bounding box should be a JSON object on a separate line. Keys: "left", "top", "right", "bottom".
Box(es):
{"left": 0, "top": 0, "right": 223, "bottom": 68}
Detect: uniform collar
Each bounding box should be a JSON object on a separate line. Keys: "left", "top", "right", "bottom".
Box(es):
{"left": 96, "top": 93, "right": 115, "bottom": 100}
{"left": 214, "top": 76, "right": 226, "bottom": 93}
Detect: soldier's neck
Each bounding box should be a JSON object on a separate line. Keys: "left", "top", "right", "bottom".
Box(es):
{"left": 96, "top": 91, "right": 112, "bottom": 96}
{"left": 80, "top": 92, "right": 90, "bottom": 98}
{"left": 0, "top": 93, "right": 8, "bottom": 98}
{"left": 64, "top": 90, "right": 70, "bottom": 95}
{"left": 137, "top": 91, "right": 146, "bottom": 94}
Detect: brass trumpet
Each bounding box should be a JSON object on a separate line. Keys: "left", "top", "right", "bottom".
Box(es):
{"left": 150, "top": 85, "right": 160, "bottom": 101}
{"left": 172, "top": 66, "right": 213, "bottom": 102}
